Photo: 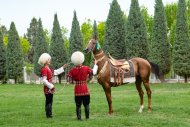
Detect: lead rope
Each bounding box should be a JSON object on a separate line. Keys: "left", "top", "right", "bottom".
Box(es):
{"left": 54, "top": 62, "right": 72, "bottom": 94}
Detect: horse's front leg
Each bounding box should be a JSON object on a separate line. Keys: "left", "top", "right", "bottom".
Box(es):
{"left": 103, "top": 86, "right": 113, "bottom": 115}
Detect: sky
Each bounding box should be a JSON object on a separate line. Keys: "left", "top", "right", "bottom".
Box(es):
{"left": 0, "top": 0, "right": 178, "bottom": 36}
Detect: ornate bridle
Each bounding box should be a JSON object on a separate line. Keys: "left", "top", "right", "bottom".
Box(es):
{"left": 85, "top": 39, "right": 101, "bottom": 53}
{"left": 85, "top": 39, "right": 108, "bottom": 79}
{"left": 85, "top": 39, "right": 103, "bottom": 59}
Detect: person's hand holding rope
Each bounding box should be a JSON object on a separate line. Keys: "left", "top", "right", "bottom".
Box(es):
{"left": 63, "top": 64, "right": 68, "bottom": 69}
{"left": 94, "top": 59, "right": 98, "bottom": 65}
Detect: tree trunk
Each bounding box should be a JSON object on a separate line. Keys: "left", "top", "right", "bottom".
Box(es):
{"left": 15, "top": 78, "right": 17, "bottom": 84}
{"left": 184, "top": 74, "right": 188, "bottom": 83}
{"left": 58, "top": 75, "right": 62, "bottom": 84}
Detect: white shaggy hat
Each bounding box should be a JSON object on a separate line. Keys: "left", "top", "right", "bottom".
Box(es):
{"left": 38, "top": 53, "right": 51, "bottom": 66}
{"left": 71, "top": 51, "right": 85, "bottom": 66}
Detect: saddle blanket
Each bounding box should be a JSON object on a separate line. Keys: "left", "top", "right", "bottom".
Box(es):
{"left": 110, "top": 77, "right": 135, "bottom": 83}
{"left": 110, "top": 60, "right": 135, "bottom": 86}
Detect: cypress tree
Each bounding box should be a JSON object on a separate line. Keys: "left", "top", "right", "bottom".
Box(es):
{"left": 6, "top": 22, "right": 23, "bottom": 83}
{"left": 89, "top": 20, "right": 99, "bottom": 67}
{"left": 27, "top": 17, "right": 38, "bottom": 63}
{"left": 69, "top": 11, "right": 83, "bottom": 57}
{"left": 50, "top": 14, "right": 67, "bottom": 83}
{"left": 92, "top": 20, "right": 99, "bottom": 39}
{"left": 34, "top": 18, "right": 49, "bottom": 76}
{"left": 0, "top": 25, "right": 8, "bottom": 36}
{"left": 150, "top": 0, "right": 171, "bottom": 74}
{"left": 173, "top": 0, "right": 190, "bottom": 83}
{"left": 125, "top": 0, "right": 148, "bottom": 59}
{"left": 103, "top": 0, "right": 126, "bottom": 59}
{"left": 0, "top": 30, "right": 6, "bottom": 80}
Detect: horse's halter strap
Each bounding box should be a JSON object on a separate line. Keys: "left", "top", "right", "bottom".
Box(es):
{"left": 90, "top": 41, "right": 97, "bottom": 52}
{"left": 89, "top": 40, "right": 108, "bottom": 78}
{"left": 95, "top": 55, "right": 105, "bottom": 62}
{"left": 94, "top": 50, "right": 104, "bottom": 57}
{"left": 91, "top": 40, "right": 104, "bottom": 62}
{"left": 90, "top": 40, "right": 101, "bottom": 52}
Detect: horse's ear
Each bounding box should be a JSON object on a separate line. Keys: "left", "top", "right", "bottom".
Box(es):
{"left": 94, "top": 35, "right": 97, "bottom": 40}
{"left": 93, "top": 34, "right": 97, "bottom": 41}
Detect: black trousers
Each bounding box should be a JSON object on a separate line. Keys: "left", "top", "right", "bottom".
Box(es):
{"left": 75, "top": 95, "right": 90, "bottom": 107}
{"left": 45, "top": 94, "right": 53, "bottom": 118}
{"left": 75, "top": 95, "right": 90, "bottom": 119}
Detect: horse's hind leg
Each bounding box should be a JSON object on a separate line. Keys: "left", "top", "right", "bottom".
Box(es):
{"left": 143, "top": 79, "right": 152, "bottom": 112}
{"left": 103, "top": 85, "right": 113, "bottom": 115}
{"left": 135, "top": 76, "right": 144, "bottom": 113}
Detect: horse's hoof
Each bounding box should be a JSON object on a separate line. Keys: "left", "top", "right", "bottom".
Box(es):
{"left": 108, "top": 112, "right": 113, "bottom": 115}
{"left": 108, "top": 111, "right": 113, "bottom": 115}
{"left": 148, "top": 109, "right": 152, "bottom": 113}
{"left": 138, "top": 110, "right": 143, "bottom": 113}
{"left": 108, "top": 113, "right": 112, "bottom": 116}
{"left": 138, "top": 105, "right": 144, "bottom": 113}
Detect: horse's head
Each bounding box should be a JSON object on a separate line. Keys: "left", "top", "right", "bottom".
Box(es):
{"left": 84, "top": 38, "right": 97, "bottom": 54}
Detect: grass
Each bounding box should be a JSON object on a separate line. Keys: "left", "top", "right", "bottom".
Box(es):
{"left": 0, "top": 83, "right": 190, "bottom": 127}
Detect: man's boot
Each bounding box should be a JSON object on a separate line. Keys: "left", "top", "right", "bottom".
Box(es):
{"left": 85, "top": 105, "right": 89, "bottom": 119}
{"left": 45, "top": 104, "right": 52, "bottom": 118}
{"left": 76, "top": 106, "right": 81, "bottom": 120}
{"left": 49, "top": 103, "right": 52, "bottom": 118}
{"left": 45, "top": 105, "right": 49, "bottom": 118}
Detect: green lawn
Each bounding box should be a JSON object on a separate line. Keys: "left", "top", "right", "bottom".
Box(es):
{"left": 0, "top": 83, "right": 190, "bottom": 127}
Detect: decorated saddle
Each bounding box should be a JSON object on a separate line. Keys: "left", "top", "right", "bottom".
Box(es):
{"left": 108, "top": 55, "right": 135, "bottom": 86}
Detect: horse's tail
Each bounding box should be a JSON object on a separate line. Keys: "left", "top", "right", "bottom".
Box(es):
{"left": 148, "top": 61, "right": 164, "bottom": 82}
